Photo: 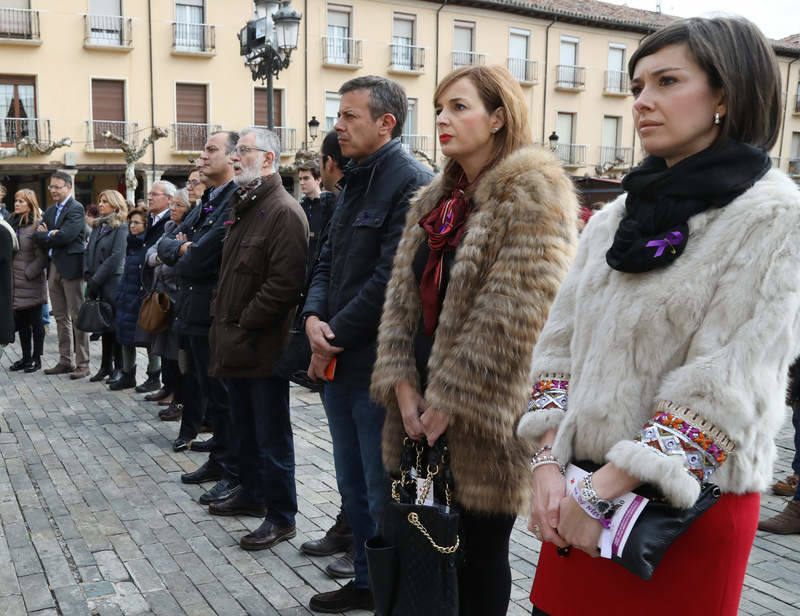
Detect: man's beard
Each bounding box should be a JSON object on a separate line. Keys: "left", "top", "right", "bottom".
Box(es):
{"left": 233, "top": 160, "right": 263, "bottom": 186}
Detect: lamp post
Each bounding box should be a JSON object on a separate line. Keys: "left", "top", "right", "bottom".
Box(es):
{"left": 240, "top": 1, "right": 301, "bottom": 131}
{"left": 308, "top": 116, "right": 320, "bottom": 146}
{"left": 548, "top": 131, "right": 559, "bottom": 153}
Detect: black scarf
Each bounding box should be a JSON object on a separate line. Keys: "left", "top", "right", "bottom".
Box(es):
{"left": 606, "top": 139, "right": 771, "bottom": 273}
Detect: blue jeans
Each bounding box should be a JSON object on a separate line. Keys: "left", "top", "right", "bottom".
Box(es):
{"left": 227, "top": 376, "right": 297, "bottom": 527}
{"left": 41, "top": 303, "right": 50, "bottom": 326}
{"left": 324, "top": 383, "right": 387, "bottom": 589}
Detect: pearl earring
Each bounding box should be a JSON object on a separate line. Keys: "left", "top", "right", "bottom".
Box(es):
{"left": 714, "top": 112, "right": 720, "bottom": 125}
{"left": 491, "top": 127, "right": 499, "bottom": 134}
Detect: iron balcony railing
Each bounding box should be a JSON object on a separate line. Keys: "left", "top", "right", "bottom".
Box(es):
{"left": 789, "top": 159, "right": 800, "bottom": 178}
{"left": 556, "top": 143, "right": 587, "bottom": 166}
{"left": 556, "top": 65, "right": 586, "bottom": 89}
{"left": 452, "top": 50, "right": 485, "bottom": 70}
{"left": 390, "top": 44, "right": 425, "bottom": 71}
{"left": 85, "top": 120, "right": 139, "bottom": 150}
{"left": 172, "top": 122, "right": 220, "bottom": 152}
{"left": 1, "top": 117, "right": 51, "bottom": 146}
{"left": 172, "top": 22, "right": 215, "bottom": 53}
{"left": 600, "top": 146, "right": 633, "bottom": 167}
{"left": 275, "top": 126, "right": 296, "bottom": 153}
{"left": 507, "top": 57, "right": 538, "bottom": 83}
{"left": 84, "top": 14, "right": 133, "bottom": 47}
{"left": 322, "top": 36, "right": 363, "bottom": 66}
{"left": 400, "top": 134, "right": 429, "bottom": 156}
{"left": 604, "top": 70, "right": 630, "bottom": 94}
{"left": 0, "top": 7, "right": 40, "bottom": 41}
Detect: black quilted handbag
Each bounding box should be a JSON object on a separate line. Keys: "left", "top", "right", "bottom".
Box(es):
{"left": 366, "top": 437, "right": 460, "bottom": 616}
{"left": 76, "top": 299, "right": 114, "bottom": 334}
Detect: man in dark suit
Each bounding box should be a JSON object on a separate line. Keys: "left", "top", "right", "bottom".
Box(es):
{"left": 35, "top": 171, "right": 89, "bottom": 378}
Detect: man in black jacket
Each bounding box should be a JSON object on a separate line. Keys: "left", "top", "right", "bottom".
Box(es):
{"left": 302, "top": 76, "right": 432, "bottom": 613}
{"left": 35, "top": 171, "right": 89, "bottom": 378}
{"left": 158, "top": 132, "right": 239, "bottom": 496}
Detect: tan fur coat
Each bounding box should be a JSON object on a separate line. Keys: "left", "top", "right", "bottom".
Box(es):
{"left": 371, "top": 147, "right": 579, "bottom": 515}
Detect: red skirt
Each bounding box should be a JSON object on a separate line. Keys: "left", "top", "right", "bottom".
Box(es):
{"left": 530, "top": 492, "right": 760, "bottom": 616}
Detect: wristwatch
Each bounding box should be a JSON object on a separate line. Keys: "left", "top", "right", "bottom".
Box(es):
{"left": 580, "top": 473, "right": 620, "bottom": 518}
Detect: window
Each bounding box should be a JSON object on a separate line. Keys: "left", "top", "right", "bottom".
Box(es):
{"left": 175, "top": 83, "right": 207, "bottom": 151}
{"left": 327, "top": 4, "right": 351, "bottom": 64}
{"left": 91, "top": 78, "right": 126, "bottom": 148}
{"left": 87, "top": 0, "right": 123, "bottom": 45}
{"left": 175, "top": 0, "right": 204, "bottom": 51}
{"left": 790, "top": 132, "right": 800, "bottom": 177}
{"left": 453, "top": 21, "right": 475, "bottom": 69}
{"left": 601, "top": 116, "right": 622, "bottom": 165}
{"left": 392, "top": 13, "right": 415, "bottom": 70}
{"left": 325, "top": 92, "right": 341, "bottom": 131}
{"left": 556, "top": 112, "right": 582, "bottom": 165}
{"left": 254, "top": 87, "right": 283, "bottom": 127}
{"left": 401, "top": 98, "right": 425, "bottom": 155}
{"left": 557, "top": 36, "right": 583, "bottom": 88}
{"left": 0, "top": 74, "right": 36, "bottom": 145}
{"left": 508, "top": 28, "right": 531, "bottom": 82}
{"left": 0, "top": 0, "right": 37, "bottom": 39}
{"left": 792, "top": 132, "right": 800, "bottom": 159}
{"left": 795, "top": 82, "right": 800, "bottom": 113}
{"left": 556, "top": 112, "right": 574, "bottom": 146}
{"left": 403, "top": 98, "right": 417, "bottom": 137}
{"left": 606, "top": 44, "right": 627, "bottom": 93}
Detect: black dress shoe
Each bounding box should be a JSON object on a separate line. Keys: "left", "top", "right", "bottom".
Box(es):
{"left": 23, "top": 359, "right": 41, "bottom": 374}
{"left": 135, "top": 374, "right": 161, "bottom": 393}
{"left": 9, "top": 359, "right": 29, "bottom": 371}
{"left": 198, "top": 479, "right": 240, "bottom": 505}
{"left": 89, "top": 366, "right": 113, "bottom": 382}
{"left": 109, "top": 372, "right": 136, "bottom": 390}
{"left": 325, "top": 547, "right": 356, "bottom": 579}
{"left": 145, "top": 388, "right": 171, "bottom": 402}
{"left": 300, "top": 511, "right": 353, "bottom": 556}
{"left": 105, "top": 368, "right": 123, "bottom": 384}
{"left": 89, "top": 332, "right": 101, "bottom": 341}
{"left": 208, "top": 491, "right": 267, "bottom": 517}
{"left": 308, "top": 581, "right": 374, "bottom": 613}
{"left": 190, "top": 438, "right": 216, "bottom": 453}
{"left": 180, "top": 460, "right": 223, "bottom": 484}
{"left": 240, "top": 520, "right": 296, "bottom": 551}
{"left": 172, "top": 437, "right": 192, "bottom": 452}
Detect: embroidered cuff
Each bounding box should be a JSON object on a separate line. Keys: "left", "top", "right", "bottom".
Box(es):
{"left": 634, "top": 400, "right": 735, "bottom": 485}
{"left": 528, "top": 373, "right": 569, "bottom": 413}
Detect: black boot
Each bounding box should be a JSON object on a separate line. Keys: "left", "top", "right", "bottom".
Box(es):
{"left": 92, "top": 334, "right": 115, "bottom": 382}
{"left": 90, "top": 364, "right": 113, "bottom": 382}
{"left": 106, "top": 369, "right": 123, "bottom": 385}
{"left": 109, "top": 367, "right": 136, "bottom": 391}
{"left": 23, "top": 357, "right": 41, "bottom": 373}
{"left": 135, "top": 370, "right": 161, "bottom": 393}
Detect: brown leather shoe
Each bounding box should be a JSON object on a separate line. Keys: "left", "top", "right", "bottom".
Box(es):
{"left": 159, "top": 402, "right": 183, "bottom": 422}
{"left": 145, "top": 388, "right": 171, "bottom": 402}
{"left": 69, "top": 367, "right": 89, "bottom": 380}
{"left": 44, "top": 363, "right": 75, "bottom": 375}
{"left": 208, "top": 491, "right": 266, "bottom": 518}
{"left": 240, "top": 520, "right": 296, "bottom": 551}
{"left": 772, "top": 474, "right": 799, "bottom": 497}
{"left": 758, "top": 500, "right": 800, "bottom": 534}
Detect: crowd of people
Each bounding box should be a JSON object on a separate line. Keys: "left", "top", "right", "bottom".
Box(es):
{"left": 2, "top": 14, "right": 800, "bottom": 616}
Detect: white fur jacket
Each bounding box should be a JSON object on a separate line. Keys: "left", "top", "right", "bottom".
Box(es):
{"left": 517, "top": 169, "right": 800, "bottom": 508}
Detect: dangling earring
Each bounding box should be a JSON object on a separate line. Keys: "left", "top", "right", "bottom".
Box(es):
{"left": 714, "top": 112, "right": 720, "bottom": 125}
{"left": 491, "top": 127, "right": 499, "bottom": 134}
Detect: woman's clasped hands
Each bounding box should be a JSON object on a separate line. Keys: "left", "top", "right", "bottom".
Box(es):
{"left": 395, "top": 380, "right": 450, "bottom": 446}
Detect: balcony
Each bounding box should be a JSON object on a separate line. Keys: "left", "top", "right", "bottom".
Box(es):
{"left": 389, "top": 44, "right": 425, "bottom": 74}
{"left": 172, "top": 22, "right": 215, "bottom": 55}
{"left": 85, "top": 120, "right": 139, "bottom": 151}
{"left": 84, "top": 14, "right": 133, "bottom": 49}
{"left": 794, "top": 96, "right": 800, "bottom": 115}
{"left": 507, "top": 57, "right": 538, "bottom": 85}
{"left": 555, "top": 65, "right": 586, "bottom": 91}
{"left": 400, "top": 134, "right": 429, "bottom": 156}
{"left": 322, "top": 36, "right": 363, "bottom": 68}
{"left": 599, "top": 146, "right": 633, "bottom": 168}
{"left": 452, "top": 50, "right": 485, "bottom": 70}
{"left": 556, "top": 143, "right": 586, "bottom": 167}
{"left": 171, "top": 122, "right": 220, "bottom": 153}
{"left": 604, "top": 70, "right": 630, "bottom": 96}
{"left": 1, "top": 117, "right": 51, "bottom": 146}
{"left": 790, "top": 159, "right": 800, "bottom": 179}
{"left": 275, "top": 127, "right": 296, "bottom": 153}
{"left": 0, "top": 8, "right": 41, "bottom": 44}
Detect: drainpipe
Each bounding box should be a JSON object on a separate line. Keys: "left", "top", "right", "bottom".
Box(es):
{"left": 147, "top": 0, "right": 156, "bottom": 179}
{"left": 541, "top": 18, "right": 556, "bottom": 144}
{"left": 778, "top": 56, "right": 799, "bottom": 161}
{"left": 432, "top": 0, "right": 448, "bottom": 164}
{"left": 304, "top": 0, "right": 309, "bottom": 148}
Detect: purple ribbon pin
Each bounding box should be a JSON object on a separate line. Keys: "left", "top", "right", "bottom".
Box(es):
{"left": 646, "top": 231, "right": 683, "bottom": 257}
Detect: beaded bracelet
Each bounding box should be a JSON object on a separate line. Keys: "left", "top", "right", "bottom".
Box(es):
{"left": 529, "top": 455, "right": 565, "bottom": 476}
{"left": 532, "top": 444, "right": 553, "bottom": 459}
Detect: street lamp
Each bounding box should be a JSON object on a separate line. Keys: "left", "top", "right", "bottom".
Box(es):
{"left": 308, "top": 116, "right": 320, "bottom": 145}
{"left": 239, "top": 1, "right": 302, "bottom": 131}
{"left": 548, "top": 131, "right": 559, "bottom": 152}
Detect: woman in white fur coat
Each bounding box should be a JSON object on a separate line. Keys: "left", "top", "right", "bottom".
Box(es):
{"left": 517, "top": 16, "right": 800, "bottom": 616}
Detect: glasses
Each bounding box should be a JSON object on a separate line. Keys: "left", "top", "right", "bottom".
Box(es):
{"left": 233, "top": 145, "right": 268, "bottom": 156}
{"left": 48, "top": 184, "right": 67, "bottom": 191}
{"left": 129, "top": 220, "right": 146, "bottom": 227}
{"left": 186, "top": 179, "right": 203, "bottom": 187}
{"left": 148, "top": 191, "right": 166, "bottom": 197}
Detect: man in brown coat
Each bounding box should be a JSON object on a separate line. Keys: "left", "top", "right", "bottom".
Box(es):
{"left": 207, "top": 127, "right": 309, "bottom": 551}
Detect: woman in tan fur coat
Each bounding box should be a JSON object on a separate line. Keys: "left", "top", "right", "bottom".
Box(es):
{"left": 370, "top": 65, "right": 578, "bottom": 615}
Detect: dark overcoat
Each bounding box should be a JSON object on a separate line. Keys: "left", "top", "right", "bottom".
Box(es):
{"left": 84, "top": 213, "right": 127, "bottom": 304}
{"left": 11, "top": 220, "right": 48, "bottom": 310}
{"left": 114, "top": 234, "right": 147, "bottom": 346}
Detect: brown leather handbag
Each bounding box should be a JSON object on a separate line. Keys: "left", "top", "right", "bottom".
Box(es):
{"left": 137, "top": 269, "right": 172, "bottom": 333}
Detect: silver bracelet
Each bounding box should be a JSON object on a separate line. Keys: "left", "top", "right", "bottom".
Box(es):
{"left": 532, "top": 444, "right": 553, "bottom": 459}
{"left": 529, "top": 456, "right": 565, "bottom": 476}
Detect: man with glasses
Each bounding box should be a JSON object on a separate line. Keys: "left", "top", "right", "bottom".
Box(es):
{"left": 35, "top": 171, "right": 89, "bottom": 378}
{"left": 185, "top": 169, "right": 206, "bottom": 208}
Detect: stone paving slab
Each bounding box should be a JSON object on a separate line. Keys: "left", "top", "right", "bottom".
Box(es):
{"left": 1, "top": 335, "right": 800, "bottom": 615}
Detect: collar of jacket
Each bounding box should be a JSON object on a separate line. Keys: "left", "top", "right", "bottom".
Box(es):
{"left": 341, "top": 138, "right": 402, "bottom": 184}
{"left": 231, "top": 173, "right": 281, "bottom": 215}
{"left": 93, "top": 211, "right": 125, "bottom": 229}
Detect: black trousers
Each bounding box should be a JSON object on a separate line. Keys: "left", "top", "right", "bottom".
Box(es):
{"left": 99, "top": 332, "right": 121, "bottom": 370}
{"left": 457, "top": 507, "right": 517, "bottom": 616}
{"left": 162, "top": 357, "right": 180, "bottom": 395}
{"left": 181, "top": 334, "right": 237, "bottom": 478}
{"left": 14, "top": 304, "right": 44, "bottom": 361}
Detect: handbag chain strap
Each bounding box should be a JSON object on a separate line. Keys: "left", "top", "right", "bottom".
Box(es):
{"left": 407, "top": 512, "right": 460, "bottom": 554}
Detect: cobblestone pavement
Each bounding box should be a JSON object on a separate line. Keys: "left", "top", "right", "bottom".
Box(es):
{"left": 1, "top": 335, "right": 800, "bottom": 615}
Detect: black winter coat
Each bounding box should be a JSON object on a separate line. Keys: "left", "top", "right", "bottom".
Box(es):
{"left": 300, "top": 191, "right": 336, "bottom": 279}
{"left": 114, "top": 233, "right": 147, "bottom": 346}
{"left": 302, "top": 138, "right": 432, "bottom": 387}
{"left": 157, "top": 181, "right": 237, "bottom": 336}
{"left": 84, "top": 214, "right": 127, "bottom": 304}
